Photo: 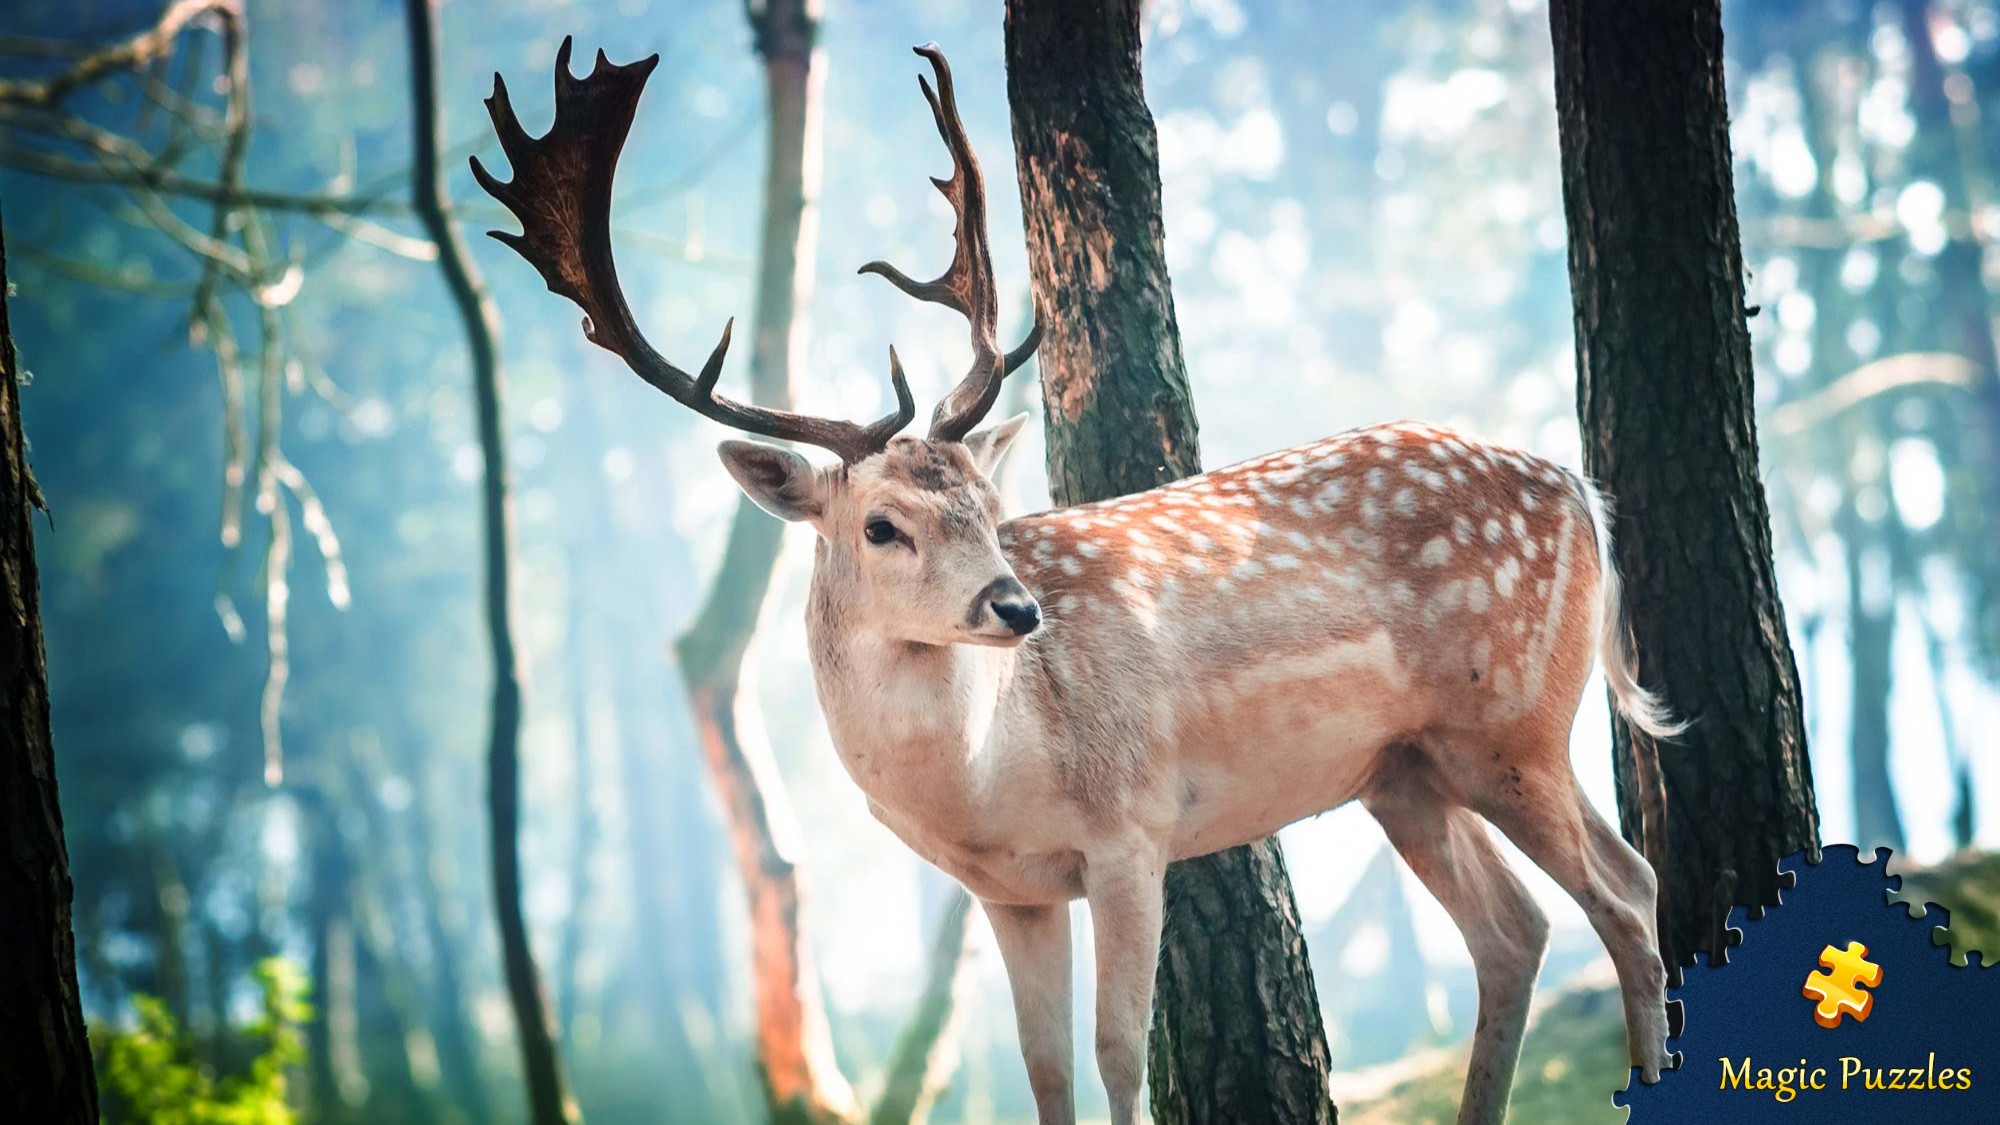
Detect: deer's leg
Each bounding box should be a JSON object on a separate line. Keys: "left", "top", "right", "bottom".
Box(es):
{"left": 1472, "top": 769, "right": 1673, "bottom": 1083}
{"left": 1365, "top": 762, "right": 1547, "bottom": 1125}
{"left": 1083, "top": 845, "right": 1167, "bottom": 1125}
{"left": 983, "top": 900, "right": 1077, "bottom": 1125}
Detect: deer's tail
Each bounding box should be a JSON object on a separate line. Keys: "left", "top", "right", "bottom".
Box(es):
{"left": 1570, "top": 472, "right": 1689, "bottom": 741}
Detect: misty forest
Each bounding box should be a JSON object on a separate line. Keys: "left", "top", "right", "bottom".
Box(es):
{"left": 2, "top": 1, "right": 1997, "bottom": 1124}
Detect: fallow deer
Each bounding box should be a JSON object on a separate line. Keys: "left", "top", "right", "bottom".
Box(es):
{"left": 476, "top": 41, "right": 1680, "bottom": 1125}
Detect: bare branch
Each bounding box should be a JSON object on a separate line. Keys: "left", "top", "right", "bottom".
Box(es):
{"left": 1768, "top": 351, "right": 1978, "bottom": 436}
{"left": 0, "top": 0, "right": 240, "bottom": 109}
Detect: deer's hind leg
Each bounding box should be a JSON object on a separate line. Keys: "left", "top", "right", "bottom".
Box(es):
{"left": 1363, "top": 749, "right": 1548, "bottom": 1125}
{"left": 1466, "top": 759, "right": 1674, "bottom": 1084}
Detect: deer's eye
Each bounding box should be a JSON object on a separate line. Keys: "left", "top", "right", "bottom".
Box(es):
{"left": 863, "top": 519, "right": 901, "bottom": 546}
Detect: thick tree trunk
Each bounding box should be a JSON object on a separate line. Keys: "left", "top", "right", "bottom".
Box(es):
{"left": 672, "top": 3, "right": 853, "bottom": 1120}
{"left": 1004, "top": 4, "right": 1337, "bottom": 1122}
{"left": 1548, "top": 0, "right": 1819, "bottom": 976}
{"left": 403, "top": 2, "right": 576, "bottom": 1122}
{"left": 0, "top": 203, "right": 100, "bottom": 1125}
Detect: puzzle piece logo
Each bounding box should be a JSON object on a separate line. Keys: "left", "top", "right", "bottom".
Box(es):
{"left": 1803, "top": 941, "right": 1882, "bottom": 1028}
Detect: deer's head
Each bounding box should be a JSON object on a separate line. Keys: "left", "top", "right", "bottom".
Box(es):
{"left": 475, "top": 41, "right": 1042, "bottom": 646}
{"left": 722, "top": 421, "right": 1037, "bottom": 646}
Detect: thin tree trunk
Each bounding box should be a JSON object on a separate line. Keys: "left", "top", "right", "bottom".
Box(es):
{"left": 563, "top": 370, "right": 727, "bottom": 1116}
{"left": 400, "top": 732, "right": 492, "bottom": 1125}
{"left": 671, "top": 2, "right": 852, "bottom": 1120}
{"left": 1548, "top": 0, "right": 1819, "bottom": 976}
{"left": 1904, "top": 0, "right": 2000, "bottom": 663}
{"left": 868, "top": 890, "right": 975, "bottom": 1125}
{"left": 305, "top": 790, "right": 366, "bottom": 1123}
{"left": 1840, "top": 509, "right": 1903, "bottom": 852}
{"left": 555, "top": 575, "right": 598, "bottom": 1048}
{"left": 1004, "top": 4, "right": 1338, "bottom": 1122}
{"left": 402, "top": 2, "right": 576, "bottom": 1122}
{"left": 0, "top": 202, "right": 100, "bottom": 1125}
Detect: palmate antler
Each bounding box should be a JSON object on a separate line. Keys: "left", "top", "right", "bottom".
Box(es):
{"left": 861, "top": 44, "right": 1042, "bottom": 443}
{"left": 470, "top": 38, "right": 913, "bottom": 463}
{"left": 473, "top": 39, "right": 1035, "bottom": 460}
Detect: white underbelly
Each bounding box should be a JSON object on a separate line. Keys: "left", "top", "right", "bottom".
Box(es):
{"left": 1167, "top": 634, "right": 1416, "bottom": 858}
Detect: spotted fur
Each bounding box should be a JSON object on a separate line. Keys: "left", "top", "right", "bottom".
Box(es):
{"left": 718, "top": 417, "right": 1678, "bottom": 1125}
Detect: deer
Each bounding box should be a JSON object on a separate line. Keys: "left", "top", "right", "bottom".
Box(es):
{"left": 475, "top": 40, "right": 1681, "bottom": 1125}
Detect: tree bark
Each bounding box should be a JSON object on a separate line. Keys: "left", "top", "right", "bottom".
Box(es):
{"left": 0, "top": 200, "right": 100, "bottom": 1125}
{"left": 1004, "top": 4, "right": 1338, "bottom": 1122}
{"left": 1548, "top": 0, "right": 1819, "bottom": 976}
{"left": 403, "top": 2, "right": 576, "bottom": 1122}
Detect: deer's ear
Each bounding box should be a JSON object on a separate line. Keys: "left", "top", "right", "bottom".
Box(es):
{"left": 962, "top": 412, "right": 1029, "bottom": 476}
{"left": 718, "top": 441, "right": 823, "bottom": 522}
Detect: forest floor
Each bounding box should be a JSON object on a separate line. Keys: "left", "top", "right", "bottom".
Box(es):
{"left": 1341, "top": 848, "right": 2000, "bottom": 1124}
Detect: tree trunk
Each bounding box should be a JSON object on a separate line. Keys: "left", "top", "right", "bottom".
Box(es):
{"left": 672, "top": 2, "right": 853, "bottom": 1120}
{"left": 1004, "top": 4, "right": 1338, "bottom": 1122}
{"left": 867, "top": 889, "right": 975, "bottom": 1125}
{"left": 403, "top": 2, "right": 576, "bottom": 1122}
{"left": 0, "top": 201, "right": 100, "bottom": 1125}
{"left": 1904, "top": 0, "right": 2000, "bottom": 665}
{"left": 1548, "top": 0, "right": 1819, "bottom": 976}
{"left": 399, "top": 732, "right": 491, "bottom": 1125}
{"left": 1841, "top": 523, "right": 1903, "bottom": 849}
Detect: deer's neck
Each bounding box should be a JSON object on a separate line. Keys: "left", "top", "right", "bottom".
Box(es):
{"left": 805, "top": 575, "right": 1022, "bottom": 820}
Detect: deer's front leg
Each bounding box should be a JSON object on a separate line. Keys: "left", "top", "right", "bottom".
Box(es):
{"left": 984, "top": 900, "right": 1075, "bottom": 1125}
{"left": 1084, "top": 844, "right": 1168, "bottom": 1125}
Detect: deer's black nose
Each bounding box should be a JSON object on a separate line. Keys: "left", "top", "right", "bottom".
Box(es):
{"left": 977, "top": 577, "right": 1041, "bottom": 636}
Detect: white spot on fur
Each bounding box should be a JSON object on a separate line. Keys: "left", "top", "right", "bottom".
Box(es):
{"left": 1077, "top": 541, "right": 1102, "bottom": 559}
{"left": 1232, "top": 559, "right": 1267, "bottom": 579}
{"left": 1420, "top": 537, "right": 1453, "bottom": 567}
{"left": 1483, "top": 518, "right": 1503, "bottom": 544}
{"left": 1393, "top": 488, "right": 1418, "bottom": 517}
{"left": 1466, "top": 578, "right": 1492, "bottom": 614}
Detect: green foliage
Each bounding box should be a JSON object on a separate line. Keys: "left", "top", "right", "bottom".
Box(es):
{"left": 1344, "top": 984, "right": 1631, "bottom": 1125}
{"left": 99, "top": 959, "right": 311, "bottom": 1125}
{"left": 1896, "top": 851, "right": 2000, "bottom": 967}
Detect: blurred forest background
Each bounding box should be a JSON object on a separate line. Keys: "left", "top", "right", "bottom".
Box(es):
{"left": 3, "top": 0, "right": 1998, "bottom": 1123}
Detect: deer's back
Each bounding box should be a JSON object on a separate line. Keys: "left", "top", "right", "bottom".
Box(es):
{"left": 1000, "top": 422, "right": 1604, "bottom": 853}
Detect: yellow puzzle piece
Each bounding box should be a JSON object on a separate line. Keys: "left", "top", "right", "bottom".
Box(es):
{"left": 1802, "top": 940, "right": 1883, "bottom": 1028}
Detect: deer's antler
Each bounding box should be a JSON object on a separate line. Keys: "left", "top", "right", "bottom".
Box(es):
{"left": 859, "top": 44, "right": 1041, "bottom": 444}
{"left": 471, "top": 38, "right": 914, "bottom": 463}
